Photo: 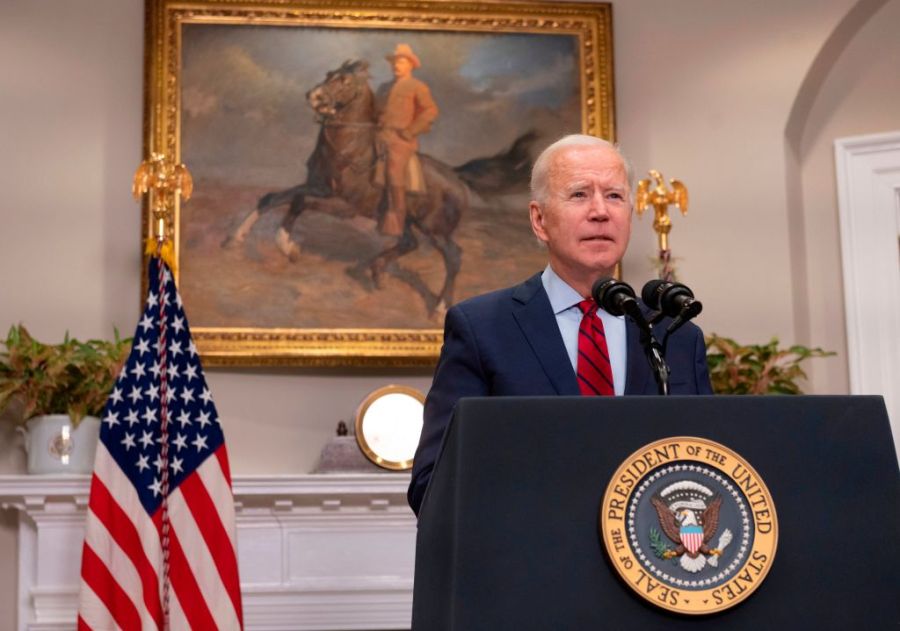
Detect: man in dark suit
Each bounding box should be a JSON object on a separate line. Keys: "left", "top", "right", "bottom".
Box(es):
{"left": 408, "top": 134, "right": 712, "bottom": 516}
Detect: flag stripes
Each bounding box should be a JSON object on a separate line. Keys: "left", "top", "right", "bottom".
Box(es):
{"left": 165, "top": 526, "right": 220, "bottom": 629}
{"left": 179, "top": 464, "right": 243, "bottom": 622}
{"left": 78, "top": 586, "right": 115, "bottom": 631}
{"left": 81, "top": 544, "right": 144, "bottom": 630}
{"left": 82, "top": 510, "right": 156, "bottom": 629}
{"left": 85, "top": 468, "right": 163, "bottom": 626}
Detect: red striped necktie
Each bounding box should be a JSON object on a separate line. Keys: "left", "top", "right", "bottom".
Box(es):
{"left": 576, "top": 299, "right": 615, "bottom": 396}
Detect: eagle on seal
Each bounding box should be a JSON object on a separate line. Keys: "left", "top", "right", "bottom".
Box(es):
{"left": 651, "top": 493, "right": 724, "bottom": 573}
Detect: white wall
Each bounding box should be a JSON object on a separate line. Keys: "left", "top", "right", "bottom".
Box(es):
{"left": 3, "top": 0, "right": 899, "bottom": 627}
{"left": 797, "top": 0, "right": 900, "bottom": 391}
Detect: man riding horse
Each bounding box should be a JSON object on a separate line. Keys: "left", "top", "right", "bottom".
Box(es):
{"left": 376, "top": 43, "right": 439, "bottom": 237}
{"left": 221, "top": 55, "right": 537, "bottom": 315}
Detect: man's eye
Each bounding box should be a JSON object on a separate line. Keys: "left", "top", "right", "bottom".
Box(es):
{"left": 608, "top": 192, "right": 624, "bottom": 200}
{"left": 570, "top": 191, "right": 587, "bottom": 199}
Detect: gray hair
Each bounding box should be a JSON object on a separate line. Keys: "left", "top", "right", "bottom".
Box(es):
{"left": 530, "top": 134, "right": 635, "bottom": 205}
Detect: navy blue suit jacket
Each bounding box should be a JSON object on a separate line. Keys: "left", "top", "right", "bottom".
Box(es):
{"left": 408, "top": 273, "right": 713, "bottom": 515}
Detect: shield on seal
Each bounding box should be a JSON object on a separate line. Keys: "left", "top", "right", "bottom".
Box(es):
{"left": 680, "top": 524, "right": 703, "bottom": 555}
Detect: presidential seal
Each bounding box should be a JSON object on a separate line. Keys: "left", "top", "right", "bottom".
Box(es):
{"left": 600, "top": 437, "right": 777, "bottom": 615}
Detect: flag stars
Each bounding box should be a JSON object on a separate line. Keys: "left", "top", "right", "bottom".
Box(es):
{"left": 139, "top": 431, "right": 154, "bottom": 449}
{"left": 121, "top": 433, "right": 136, "bottom": 451}
{"left": 197, "top": 410, "right": 212, "bottom": 429}
{"left": 109, "top": 387, "right": 124, "bottom": 405}
{"left": 149, "top": 361, "right": 161, "bottom": 378}
{"left": 135, "top": 338, "right": 150, "bottom": 356}
{"left": 145, "top": 383, "right": 159, "bottom": 402}
{"left": 184, "top": 363, "right": 198, "bottom": 382}
{"left": 180, "top": 387, "right": 195, "bottom": 405}
{"left": 169, "top": 340, "right": 183, "bottom": 358}
{"left": 139, "top": 314, "right": 154, "bottom": 333}
{"left": 128, "top": 386, "right": 143, "bottom": 404}
{"left": 148, "top": 478, "right": 163, "bottom": 497}
{"left": 168, "top": 363, "right": 180, "bottom": 381}
{"left": 130, "top": 362, "right": 146, "bottom": 379}
{"left": 172, "top": 433, "right": 188, "bottom": 452}
{"left": 171, "top": 315, "right": 185, "bottom": 334}
{"left": 171, "top": 456, "right": 184, "bottom": 475}
{"left": 153, "top": 454, "right": 165, "bottom": 472}
{"left": 188, "top": 340, "right": 198, "bottom": 357}
{"left": 199, "top": 388, "right": 213, "bottom": 406}
{"left": 142, "top": 407, "right": 157, "bottom": 425}
{"left": 102, "top": 410, "right": 120, "bottom": 429}
{"left": 165, "top": 388, "right": 176, "bottom": 404}
{"left": 176, "top": 410, "right": 192, "bottom": 427}
{"left": 125, "top": 409, "right": 140, "bottom": 427}
{"left": 136, "top": 453, "right": 150, "bottom": 472}
{"left": 162, "top": 267, "right": 172, "bottom": 285}
{"left": 192, "top": 434, "right": 208, "bottom": 452}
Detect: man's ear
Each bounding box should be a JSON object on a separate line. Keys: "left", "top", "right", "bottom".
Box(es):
{"left": 529, "top": 201, "right": 549, "bottom": 243}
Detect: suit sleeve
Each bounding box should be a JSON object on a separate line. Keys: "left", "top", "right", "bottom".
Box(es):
{"left": 408, "top": 305, "right": 489, "bottom": 516}
{"left": 693, "top": 327, "right": 714, "bottom": 394}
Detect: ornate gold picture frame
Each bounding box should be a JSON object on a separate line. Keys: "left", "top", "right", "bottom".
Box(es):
{"left": 143, "top": 0, "right": 614, "bottom": 366}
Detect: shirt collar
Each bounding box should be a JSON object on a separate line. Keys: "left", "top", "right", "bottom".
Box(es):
{"left": 541, "top": 265, "right": 585, "bottom": 315}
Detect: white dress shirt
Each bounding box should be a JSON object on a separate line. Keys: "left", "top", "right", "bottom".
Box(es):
{"left": 540, "top": 265, "right": 627, "bottom": 396}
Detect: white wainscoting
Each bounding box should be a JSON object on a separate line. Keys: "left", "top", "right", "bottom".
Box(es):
{"left": 0, "top": 473, "right": 416, "bottom": 631}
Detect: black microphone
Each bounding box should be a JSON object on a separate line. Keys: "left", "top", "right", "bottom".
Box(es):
{"left": 593, "top": 277, "right": 671, "bottom": 395}
{"left": 592, "top": 278, "right": 640, "bottom": 318}
{"left": 641, "top": 279, "right": 703, "bottom": 321}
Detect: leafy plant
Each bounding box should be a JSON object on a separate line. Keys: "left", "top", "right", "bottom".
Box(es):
{"left": 0, "top": 325, "right": 131, "bottom": 427}
{"left": 705, "top": 334, "right": 835, "bottom": 395}
{"left": 649, "top": 527, "right": 673, "bottom": 560}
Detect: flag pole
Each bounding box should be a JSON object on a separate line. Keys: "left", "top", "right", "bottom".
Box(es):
{"left": 132, "top": 154, "right": 193, "bottom": 630}
{"left": 78, "top": 155, "right": 241, "bottom": 629}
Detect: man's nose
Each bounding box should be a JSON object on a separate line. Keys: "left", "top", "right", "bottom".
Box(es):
{"left": 587, "top": 192, "right": 610, "bottom": 219}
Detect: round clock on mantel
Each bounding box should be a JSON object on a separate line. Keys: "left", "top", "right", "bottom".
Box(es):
{"left": 354, "top": 385, "right": 425, "bottom": 471}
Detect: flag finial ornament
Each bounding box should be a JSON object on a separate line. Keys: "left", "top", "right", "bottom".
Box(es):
{"left": 133, "top": 153, "right": 193, "bottom": 271}
{"left": 635, "top": 169, "right": 689, "bottom": 281}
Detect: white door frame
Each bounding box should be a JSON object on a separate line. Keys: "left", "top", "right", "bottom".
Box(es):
{"left": 834, "top": 131, "right": 900, "bottom": 459}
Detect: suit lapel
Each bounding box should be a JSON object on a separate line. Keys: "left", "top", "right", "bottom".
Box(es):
{"left": 511, "top": 274, "right": 580, "bottom": 396}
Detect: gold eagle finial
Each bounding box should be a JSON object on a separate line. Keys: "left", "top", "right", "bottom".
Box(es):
{"left": 635, "top": 169, "right": 688, "bottom": 252}
{"left": 133, "top": 153, "right": 193, "bottom": 270}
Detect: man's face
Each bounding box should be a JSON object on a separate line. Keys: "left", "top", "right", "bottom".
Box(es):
{"left": 392, "top": 57, "right": 413, "bottom": 79}
{"left": 529, "top": 144, "right": 632, "bottom": 292}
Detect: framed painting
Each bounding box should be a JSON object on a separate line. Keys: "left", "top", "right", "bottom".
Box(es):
{"left": 143, "top": 0, "right": 615, "bottom": 366}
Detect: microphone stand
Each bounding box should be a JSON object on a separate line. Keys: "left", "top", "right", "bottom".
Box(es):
{"left": 621, "top": 302, "right": 670, "bottom": 396}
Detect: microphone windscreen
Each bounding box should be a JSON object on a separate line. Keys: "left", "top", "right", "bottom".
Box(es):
{"left": 592, "top": 277, "right": 636, "bottom": 317}
{"left": 641, "top": 279, "right": 667, "bottom": 309}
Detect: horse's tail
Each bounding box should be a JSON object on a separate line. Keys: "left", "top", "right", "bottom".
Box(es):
{"left": 452, "top": 129, "right": 539, "bottom": 197}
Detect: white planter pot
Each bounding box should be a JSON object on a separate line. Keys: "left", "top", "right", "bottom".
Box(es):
{"left": 18, "top": 414, "right": 100, "bottom": 474}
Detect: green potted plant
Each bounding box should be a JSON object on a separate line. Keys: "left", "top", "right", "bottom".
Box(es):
{"left": 705, "top": 334, "right": 834, "bottom": 394}
{"left": 0, "top": 324, "right": 131, "bottom": 473}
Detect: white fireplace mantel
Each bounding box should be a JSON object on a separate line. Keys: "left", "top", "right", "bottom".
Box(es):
{"left": 0, "top": 473, "right": 416, "bottom": 631}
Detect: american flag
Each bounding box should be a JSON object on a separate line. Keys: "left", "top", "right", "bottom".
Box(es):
{"left": 77, "top": 257, "right": 243, "bottom": 630}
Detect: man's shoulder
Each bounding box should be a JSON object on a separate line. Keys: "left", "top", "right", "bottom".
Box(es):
{"left": 450, "top": 273, "right": 544, "bottom": 318}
